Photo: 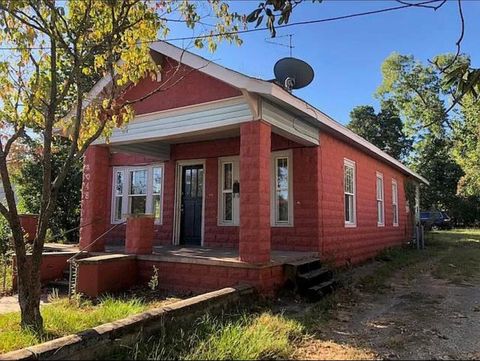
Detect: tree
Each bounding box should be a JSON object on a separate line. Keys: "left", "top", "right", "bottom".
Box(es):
{"left": 410, "top": 133, "right": 463, "bottom": 212}
{"left": 348, "top": 100, "right": 412, "bottom": 160}
{"left": 376, "top": 53, "right": 451, "bottom": 135}
{"left": 375, "top": 53, "right": 480, "bottom": 224}
{"left": 13, "top": 138, "right": 82, "bottom": 243}
{"left": 453, "top": 94, "right": 480, "bottom": 197}
{"left": 0, "top": 0, "right": 243, "bottom": 332}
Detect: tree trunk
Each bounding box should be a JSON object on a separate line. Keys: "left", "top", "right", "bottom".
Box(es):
{"left": 16, "top": 258, "right": 43, "bottom": 332}
{"left": 18, "top": 281, "right": 43, "bottom": 332}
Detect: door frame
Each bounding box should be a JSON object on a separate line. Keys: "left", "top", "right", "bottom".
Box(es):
{"left": 173, "top": 159, "right": 206, "bottom": 246}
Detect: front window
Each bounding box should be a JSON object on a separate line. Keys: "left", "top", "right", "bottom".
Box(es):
{"left": 112, "top": 165, "right": 164, "bottom": 223}
{"left": 376, "top": 172, "right": 385, "bottom": 226}
{"left": 276, "top": 157, "right": 289, "bottom": 223}
{"left": 392, "top": 179, "right": 399, "bottom": 226}
{"left": 152, "top": 167, "right": 163, "bottom": 219}
{"left": 113, "top": 170, "right": 125, "bottom": 222}
{"left": 129, "top": 169, "right": 148, "bottom": 214}
{"left": 218, "top": 157, "right": 239, "bottom": 225}
{"left": 344, "top": 159, "right": 356, "bottom": 226}
{"left": 222, "top": 162, "right": 233, "bottom": 222}
{"left": 271, "top": 150, "right": 293, "bottom": 226}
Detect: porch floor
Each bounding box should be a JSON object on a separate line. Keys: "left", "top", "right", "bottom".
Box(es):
{"left": 103, "top": 245, "right": 318, "bottom": 268}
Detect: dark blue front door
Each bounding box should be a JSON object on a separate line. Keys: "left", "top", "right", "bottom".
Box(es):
{"left": 180, "top": 165, "right": 203, "bottom": 245}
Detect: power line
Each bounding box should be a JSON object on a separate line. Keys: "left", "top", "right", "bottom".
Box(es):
{"left": 0, "top": 0, "right": 445, "bottom": 51}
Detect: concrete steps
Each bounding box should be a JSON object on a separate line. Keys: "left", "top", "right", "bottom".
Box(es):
{"left": 44, "top": 267, "right": 70, "bottom": 293}
{"left": 284, "top": 258, "right": 338, "bottom": 301}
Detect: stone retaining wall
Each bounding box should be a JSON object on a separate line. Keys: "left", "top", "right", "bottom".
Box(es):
{"left": 0, "top": 285, "right": 254, "bottom": 360}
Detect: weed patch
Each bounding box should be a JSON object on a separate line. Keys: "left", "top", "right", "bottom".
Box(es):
{"left": 115, "top": 307, "right": 303, "bottom": 360}
{"left": 0, "top": 295, "right": 170, "bottom": 354}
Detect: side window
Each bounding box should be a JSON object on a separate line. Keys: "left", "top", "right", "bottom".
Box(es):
{"left": 376, "top": 172, "right": 384, "bottom": 226}
{"left": 344, "top": 159, "right": 356, "bottom": 227}
{"left": 392, "top": 179, "right": 399, "bottom": 226}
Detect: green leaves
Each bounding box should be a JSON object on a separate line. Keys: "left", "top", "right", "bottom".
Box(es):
{"left": 246, "top": 0, "right": 323, "bottom": 37}
{"left": 246, "top": 8, "right": 262, "bottom": 23}
{"left": 348, "top": 100, "right": 412, "bottom": 160}
{"left": 376, "top": 51, "right": 480, "bottom": 212}
{"left": 376, "top": 52, "right": 447, "bottom": 137}
{"left": 453, "top": 94, "right": 480, "bottom": 197}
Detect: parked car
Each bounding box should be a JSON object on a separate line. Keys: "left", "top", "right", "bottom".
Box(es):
{"left": 420, "top": 211, "right": 452, "bottom": 230}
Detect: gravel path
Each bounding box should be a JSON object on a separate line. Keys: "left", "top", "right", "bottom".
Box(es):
{"left": 295, "top": 255, "right": 480, "bottom": 360}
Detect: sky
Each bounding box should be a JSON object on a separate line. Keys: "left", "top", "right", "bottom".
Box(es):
{"left": 166, "top": 0, "right": 480, "bottom": 125}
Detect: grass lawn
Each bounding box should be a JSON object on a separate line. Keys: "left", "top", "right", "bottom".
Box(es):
{"left": 428, "top": 229, "right": 480, "bottom": 284}
{"left": 112, "top": 309, "right": 304, "bottom": 360}
{"left": 2, "top": 230, "right": 480, "bottom": 359}
{"left": 0, "top": 294, "right": 179, "bottom": 354}
{"left": 112, "top": 229, "right": 480, "bottom": 360}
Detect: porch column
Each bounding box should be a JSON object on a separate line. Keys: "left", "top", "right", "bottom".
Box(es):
{"left": 79, "top": 145, "right": 110, "bottom": 251}
{"left": 239, "top": 121, "right": 271, "bottom": 264}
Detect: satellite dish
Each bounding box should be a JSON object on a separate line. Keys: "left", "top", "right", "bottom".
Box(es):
{"left": 274, "top": 57, "right": 314, "bottom": 92}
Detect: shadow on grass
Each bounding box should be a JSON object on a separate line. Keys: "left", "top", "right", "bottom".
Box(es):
{"left": 107, "top": 229, "right": 480, "bottom": 360}
{"left": 108, "top": 301, "right": 305, "bottom": 360}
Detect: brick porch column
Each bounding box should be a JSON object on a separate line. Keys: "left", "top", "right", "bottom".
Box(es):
{"left": 125, "top": 215, "right": 154, "bottom": 254}
{"left": 79, "top": 145, "right": 110, "bottom": 251}
{"left": 239, "top": 121, "right": 271, "bottom": 264}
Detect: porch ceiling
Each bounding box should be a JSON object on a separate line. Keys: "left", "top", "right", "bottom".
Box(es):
{"left": 109, "top": 125, "right": 241, "bottom": 159}
{"left": 108, "top": 122, "right": 312, "bottom": 159}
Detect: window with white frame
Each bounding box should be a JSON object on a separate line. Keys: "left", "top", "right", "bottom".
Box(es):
{"left": 113, "top": 170, "right": 125, "bottom": 222}
{"left": 218, "top": 157, "right": 240, "bottom": 225}
{"left": 112, "top": 165, "right": 164, "bottom": 223}
{"left": 128, "top": 169, "right": 148, "bottom": 214}
{"left": 344, "top": 159, "right": 356, "bottom": 226}
{"left": 152, "top": 167, "right": 163, "bottom": 219}
{"left": 271, "top": 150, "right": 293, "bottom": 226}
{"left": 392, "top": 179, "right": 399, "bottom": 226}
{"left": 376, "top": 172, "right": 385, "bottom": 226}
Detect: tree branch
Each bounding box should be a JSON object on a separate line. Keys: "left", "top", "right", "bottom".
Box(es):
{"left": 4, "top": 125, "right": 25, "bottom": 157}
{"left": 430, "top": 0, "right": 464, "bottom": 73}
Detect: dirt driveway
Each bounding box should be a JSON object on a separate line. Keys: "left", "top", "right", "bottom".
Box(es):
{"left": 288, "top": 230, "right": 480, "bottom": 360}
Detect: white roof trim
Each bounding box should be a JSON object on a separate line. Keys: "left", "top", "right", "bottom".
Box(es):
{"left": 78, "top": 40, "right": 428, "bottom": 184}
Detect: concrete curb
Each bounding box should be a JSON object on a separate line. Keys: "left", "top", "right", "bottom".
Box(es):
{"left": 0, "top": 284, "right": 254, "bottom": 360}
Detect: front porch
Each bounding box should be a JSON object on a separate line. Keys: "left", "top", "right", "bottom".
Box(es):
{"left": 76, "top": 108, "right": 323, "bottom": 296}
{"left": 80, "top": 118, "right": 322, "bottom": 267}
{"left": 104, "top": 244, "right": 318, "bottom": 267}
{"left": 69, "top": 244, "right": 319, "bottom": 298}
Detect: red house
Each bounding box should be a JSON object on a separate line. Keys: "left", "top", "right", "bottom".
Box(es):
{"left": 74, "top": 42, "right": 427, "bottom": 297}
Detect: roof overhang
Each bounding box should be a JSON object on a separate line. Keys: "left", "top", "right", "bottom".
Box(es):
{"left": 149, "top": 41, "right": 428, "bottom": 184}
{"left": 78, "top": 40, "right": 428, "bottom": 185}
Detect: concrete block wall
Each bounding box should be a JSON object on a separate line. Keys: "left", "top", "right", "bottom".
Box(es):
{"left": 12, "top": 252, "right": 76, "bottom": 291}
{"left": 76, "top": 255, "right": 137, "bottom": 297}
{"left": 271, "top": 146, "right": 320, "bottom": 252}
{"left": 319, "top": 132, "right": 410, "bottom": 265}
{"left": 123, "top": 56, "right": 242, "bottom": 116}
{"left": 92, "top": 133, "right": 318, "bottom": 252}
{"left": 137, "top": 259, "right": 285, "bottom": 296}
{"left": 80, "top": 129, "right": 411, "bottom": 266}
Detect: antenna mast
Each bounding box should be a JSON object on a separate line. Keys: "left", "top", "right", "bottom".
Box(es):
{"left": 265, "top": 34, "right": 295, "bottom": 57}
